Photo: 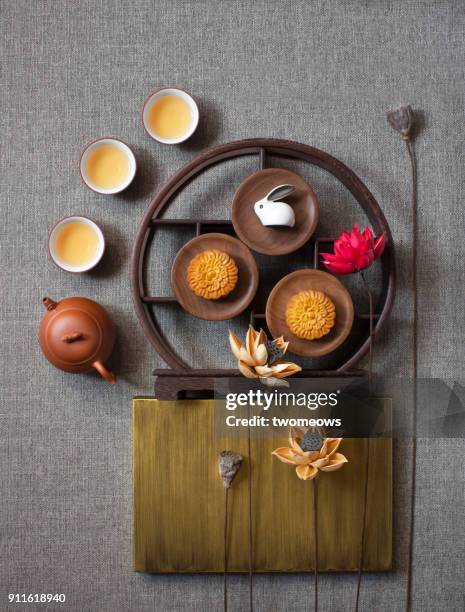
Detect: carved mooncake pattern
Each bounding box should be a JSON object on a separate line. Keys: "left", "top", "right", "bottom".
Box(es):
{"left": 286, "top": 290, "right": 336, "bottom": 340}
{"left": 187, "top": 250, "right": 238, "bottom": 300}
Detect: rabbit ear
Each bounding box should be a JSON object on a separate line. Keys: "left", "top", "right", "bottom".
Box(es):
{"left": 265, "top": 184, "right": 295, "bottom": 201}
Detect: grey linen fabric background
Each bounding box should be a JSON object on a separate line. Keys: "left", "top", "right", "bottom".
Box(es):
{"left": 1, "top": 1, "right": 464, "bottom": 611}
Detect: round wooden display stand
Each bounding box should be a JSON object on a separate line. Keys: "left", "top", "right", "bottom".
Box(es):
{"left": 131, "top": 138, "right": 396, "bottom": 399}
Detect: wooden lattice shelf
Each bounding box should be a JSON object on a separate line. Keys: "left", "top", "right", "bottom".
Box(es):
{"left": 131, "top": 139, "right": 395, "bottom": 398}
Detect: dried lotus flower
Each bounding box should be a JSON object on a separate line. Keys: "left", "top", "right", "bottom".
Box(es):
{"left": 229, "top": 326, "right": 301, "bottom": 382}
{"left": 272, "top": 427, "right": 348, "bottom": 481}
{"left": 286, "top": 290, "right": 336, "bottom": 340}
{"left": 272, "top": 429, "right": 346, "bottom": 608}
{"left": 187, "top": 250, "right": 238, "bottom": 300}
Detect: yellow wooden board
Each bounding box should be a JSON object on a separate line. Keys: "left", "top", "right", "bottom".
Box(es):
{"left": 133, "top": 398, "right": 392, "bottom": 573}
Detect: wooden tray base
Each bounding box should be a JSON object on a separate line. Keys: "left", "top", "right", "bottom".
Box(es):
{"left": 133, "top": 398, "right": 392, "bottom": 573}
{"left": 152, "top": 369, "right": 366, "bottom": 400}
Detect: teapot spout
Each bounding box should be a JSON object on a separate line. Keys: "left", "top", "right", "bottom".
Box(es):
{"left": 42, "top": 297, "right": 57, "bottom": 311}
{"left": 93, "top": 360, "right": 116, "bottom": 384}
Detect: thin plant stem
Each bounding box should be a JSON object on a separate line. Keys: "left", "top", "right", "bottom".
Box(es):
{"left": 313, "top": 478, "right": 319, "bottom": 612}
{"left": 355, "top": 438, "right": 370, "bottom": 612}
{"left": 355, "top": 270, "right": 374, "bottom": 611}
{"left": 360, "top": 271, "right": 374, "bottom": 394}
{"left": 247, "top": 416, "right": 254, "bottom": 612}
{"left": 405, "top": 136, "right": 418, "bottom": 612}
{"left": 223, "top": 487, "right": 229, "bottom": 612}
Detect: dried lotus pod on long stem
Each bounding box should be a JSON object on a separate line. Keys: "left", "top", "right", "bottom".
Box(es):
{"left": 272, "top": 430, "right": 348, "bottom": 612}
{"left": 387, "top": 104, "right": 418, "bottom": 612}
{"left": 218, "top": 451, "right": 243, "bottom": 612}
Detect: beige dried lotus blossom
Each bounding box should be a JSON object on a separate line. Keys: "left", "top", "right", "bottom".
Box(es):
{"left": 272, "top": 427, "right": 348, "bottom": 480}
{"left": 228, "top": 326, "right": 301, "bottom": 380}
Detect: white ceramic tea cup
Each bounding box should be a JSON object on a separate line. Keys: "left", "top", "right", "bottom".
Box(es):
{"left": 142, "top": 88, "right": 199, "bottom": 144}
{"left": 80, "top": 138, "right": 137, "bottom": 195}
{"left": 48, "top": 216, "right": 105, "bottom": 273}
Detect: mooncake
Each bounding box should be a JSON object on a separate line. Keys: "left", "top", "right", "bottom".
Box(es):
{"left": 187, "top": 250, "right": 238, "bottom": 300}
{"left": 286, "top": 290, "right": 336, "bottom": 340}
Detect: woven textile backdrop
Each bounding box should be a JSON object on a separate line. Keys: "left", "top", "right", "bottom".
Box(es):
{"left": 1, "top": 1, "right": 463, "bottom": 611}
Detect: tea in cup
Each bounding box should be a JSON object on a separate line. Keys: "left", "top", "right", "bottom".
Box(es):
{"left": 80, "top": 138, "right": 136, "bottom": 194}
{"left": 143, "top": 88, "right": 199, "bottom": 144}
{"left": 49, "top": 216, "right": 105, "bottom": 273}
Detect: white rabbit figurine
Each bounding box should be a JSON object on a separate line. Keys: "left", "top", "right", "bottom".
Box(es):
{"left": 254, "top": 184, "right": 296, "bottom": 228}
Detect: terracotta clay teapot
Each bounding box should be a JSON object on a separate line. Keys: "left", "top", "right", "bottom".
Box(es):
{"left": 39, "top": 296, "right": 116, "bottom": 384}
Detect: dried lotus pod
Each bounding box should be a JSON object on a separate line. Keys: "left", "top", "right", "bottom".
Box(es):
{"left": 386, "top": 105, "right": 414, "bottom": 140}
{"left": 218, "top": 450, "right": 243, "bottom": 488}
{"left": 263, "top": 340, "right": 283, "bottom": 365}
{"left": 300, "top": 430, "right": 323, "bottom": 452}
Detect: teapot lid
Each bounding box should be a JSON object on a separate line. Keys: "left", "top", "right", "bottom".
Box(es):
{"left": 43, "top": 307, "right": 103, "bottom": 366}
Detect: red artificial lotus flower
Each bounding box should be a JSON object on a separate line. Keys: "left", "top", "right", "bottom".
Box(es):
{"left": 321, "top": 225, "right": 386, "bottom": 275}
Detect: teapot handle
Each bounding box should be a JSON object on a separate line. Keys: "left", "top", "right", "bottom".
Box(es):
{"left": 93, "top": 360, "right": 116, "bottom": 384}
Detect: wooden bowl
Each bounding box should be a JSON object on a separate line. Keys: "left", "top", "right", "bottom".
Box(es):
{"left": 266, "top": 269, "right": 354, "bottom": 357}
{"left": 231, "top": 168, "right": 319, "bottom": 255}
{"left": 171, "top": 233, "right": 259, "bottom": 321}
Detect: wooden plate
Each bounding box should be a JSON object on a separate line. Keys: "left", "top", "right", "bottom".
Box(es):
{"left": 171, "top": 233, "right": 259, "bottom": 321}
{"left": 231, "top": 168, "right": 319, "bottom": 255}
{"left": 266, "top": 269, "right": 354, "bottom": 357}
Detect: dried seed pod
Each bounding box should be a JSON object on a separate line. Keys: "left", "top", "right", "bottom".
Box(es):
{"left": 386, "top": 105, "right": 414, "bottom": 140}
{"left": 263, "top": 340, "right": 283, "bottom": 365}
{"left": 300, "top": 430, "right": 323, "bottom": 452}
{"left": 218, "top": 451, "right": 243, "bottom": 488}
